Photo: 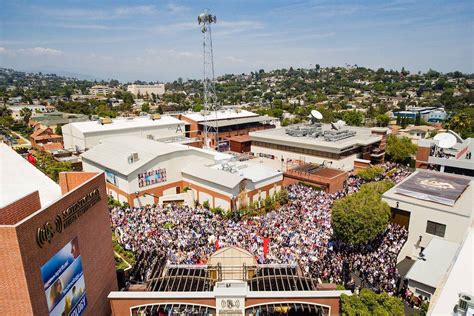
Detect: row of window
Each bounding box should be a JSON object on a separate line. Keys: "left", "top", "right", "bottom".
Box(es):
{"left": 252, "top": 141, "right": 342, "bottom": 159}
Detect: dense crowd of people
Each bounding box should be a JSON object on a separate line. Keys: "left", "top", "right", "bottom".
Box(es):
{"left": 110, "top": 163, "right": 411, "bottom": 295}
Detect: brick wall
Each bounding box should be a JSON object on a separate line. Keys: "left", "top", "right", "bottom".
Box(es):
{"left": 415, "top": 146, "right": 430, "bottom": 168}
{"left": 0, "top": 191, "right": 41, "bottom": 225}
{"left": 59, "top": 171, "right": 99, "bottom": 194}
{"left": 0, "top": 227, "right": 33, "bottom": 315}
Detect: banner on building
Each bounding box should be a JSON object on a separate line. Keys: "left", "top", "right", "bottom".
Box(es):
{"left": 41, "top": 237, "right": 87, "bottom": 316}
{"left": 138, "top": 168, "right": 167, "bottom": 187}
{"left": 105, "top": 170, "right": 118, "bottom": 186}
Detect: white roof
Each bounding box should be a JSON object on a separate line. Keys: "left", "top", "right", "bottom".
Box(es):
{"left": 406, "top": 237, "right": 460, "bottom": 288}
{"left": 80, "top": 136, "right": 192, "bottom": 176}
{"left": 210, "top": 161, "right": 282, "bottom": 183}
{"left": 182, "top": 164, "right": 244, "bottom": 189}
{"left": 66, "top": 116, "right": 184, "bottom": 134}
{"left": 250, "top": 124, "right": 383, "bottom": 152}
{"left": 182, "top": 160, "right": 282, "bottom": 189}
{"left": 182, "top": 109, "right": 258, "bottom": 122}
{"left": 0, "top": 144, "right": 61, "bottom": 209}
{"left": 430, "top": 226, "right": 474, "bottom": 315}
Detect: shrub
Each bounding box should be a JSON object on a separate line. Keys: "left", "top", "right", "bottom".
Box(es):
{"left": 341, "top": 288, "right": 404, "bottom": 316}
{"left": 357, "top": 165, "right": 385, "bottom": 181}
{"left": 203, "top": 200, "right": 210, "bottom": 210}
{"left": 277, "top": 188, "right": 289, "bottom": 205}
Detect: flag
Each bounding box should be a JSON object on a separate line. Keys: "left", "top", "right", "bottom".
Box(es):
{"left": 27, "top": 153, "right": 36, "bottom": 165}
{"left": 215, "top": 239, "right": 220, "bottom": 250}
{"left": 263, "top": 237, "right": 270, "bottom": 259}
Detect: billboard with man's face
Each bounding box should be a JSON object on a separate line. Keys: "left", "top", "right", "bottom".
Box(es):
{"left": 138, "top": 168, "right": 167, "bottom": 188}
{"left": 41, "top": 237, "right": 87, "bottom": 316}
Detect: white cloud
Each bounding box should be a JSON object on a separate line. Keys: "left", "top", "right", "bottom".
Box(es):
{"left": 18, "top": 47, "right": 63, "bottom": 56}
{"left": 167, "top": 3, "right": 190, "bottom": 14}
{"left": 224, "top": 56, "right": 244, "bottom": 63}
{"left": 114, "top": 5, "right": 157, "bottom": 16}
{"left": 0, "top": 47, "right": 6, "bottom": 54}
{"left": 41, "top": 5, "right": 158, "bottom": 19}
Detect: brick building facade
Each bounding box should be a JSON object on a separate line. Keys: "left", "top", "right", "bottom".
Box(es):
{"left": 0, "top": 172, "right": 117, "bottom": 315}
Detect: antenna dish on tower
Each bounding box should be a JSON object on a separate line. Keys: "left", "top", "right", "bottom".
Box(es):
{"left": 311, "top": 110, "right": 323, "bottom": 120}
{"left": 434, "top": 132, "right": 457, "bottom": 149}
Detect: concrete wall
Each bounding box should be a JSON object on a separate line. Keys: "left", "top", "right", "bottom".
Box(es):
{"left": 383, "top": 198, "right": 471, "bottom": 262}
{"left": 251, "top": 144, "right": 357, "bottom": 171}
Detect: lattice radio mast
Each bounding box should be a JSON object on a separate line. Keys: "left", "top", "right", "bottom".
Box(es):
{"left": 198, "top": 10, "right": 218, "bottom": 149}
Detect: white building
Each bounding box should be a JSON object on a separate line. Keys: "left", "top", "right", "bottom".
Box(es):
{"left": 383, "top": 170, "right": 473, "bottom": 262}
{"left": 404, "top": 237, "right": 460, "bottom": 300}
{"left": 382, "top": 170, "right": 473, "bottom": 300}
{"left": 250, "top": 124, "right": 388, "bottom": 171}
{"left": 89, "top": 85, "right": 112, "bottom": 96}
{"left": 127, "top": 84, "right": 165, "bottom": 96}
{"left": 62, "top": 115, "right": 186, "bottom": 152}
{"left": 81, "top": 136, "right": 283, "bottom": 209}
{"left": 429, "top": 225, "right": 473, "bottom": 314}
{"left": 8, "top": 104, "right": 54, "bottom": 119}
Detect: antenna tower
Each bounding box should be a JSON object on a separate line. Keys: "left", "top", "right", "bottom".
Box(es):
{"left": 198, "top": 10, "right": 218, "bottom": 149}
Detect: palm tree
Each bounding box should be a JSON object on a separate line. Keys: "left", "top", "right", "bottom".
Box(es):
{"left": 445, "top": 113, "right": 472, "bottom": 137}
{"left": 19, "top": 107, "right": 32, "bottom": 126}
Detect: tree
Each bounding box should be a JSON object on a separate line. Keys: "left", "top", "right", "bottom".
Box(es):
{"left": 385, "top": 134, "right": 417, "bottom": 163}
{"left": 19, "top": 107, "right": 32, "bottom": 126}
{"left": 342, "top": 110, "right": 364, "bottom": 126}
{"left": 0, "top": 106, "right": 14, "bottom": 128}
{"left": 141, "top": 102, "right": 150, "bottom": 113}
{"left": 415, "top": 112, "right": 421, "bottom": 125}
{"left": 192, "top": 104, "right": 204, "bottom": 112}
{"left": 331, "top": 181, "right": 393, "bottom": 245}
{"left": 445, "top": 113, "right": 473, "bottom": 138}
{"left": 357, "top": 166, "right": 384, "bottom": 181}
{"left": 341, "top": 288, "right": 404, "bottom": 316}
{"left": 55, "top": 124, "right": 63, "bottom": 135}
{"left": 375, "top": 114, "right": 390, "bottom": 127}
{"left": 157, "top": 105, "right": 164, "bottom": 114}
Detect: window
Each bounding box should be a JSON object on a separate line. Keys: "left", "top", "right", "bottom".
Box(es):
{"left": 426, "top": 220, "right": 446, "bottom": 237}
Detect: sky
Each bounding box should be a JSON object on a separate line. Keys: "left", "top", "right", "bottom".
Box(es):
{"left": 0, "top": 0, "right": 473, "bottom": 82}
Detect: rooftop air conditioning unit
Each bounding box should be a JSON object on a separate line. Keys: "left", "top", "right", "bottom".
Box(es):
{"left": 455, "top": 293, "right": 474, "bottom": 315}
{"left": 99, "top": 117, "right": 112, "bottom": 125}
{"left": 150, "top": 114, "right": 161, "bottom": 120}
{"left": 146, "top": 134, "right": 154, "bottom": 140}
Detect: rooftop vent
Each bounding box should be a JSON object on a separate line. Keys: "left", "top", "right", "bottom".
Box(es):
{"left": 128, "top": 152, "right": 139, "bottom": 164}
{"left": 99, "top": 117, "right": 112, "bottom": 125}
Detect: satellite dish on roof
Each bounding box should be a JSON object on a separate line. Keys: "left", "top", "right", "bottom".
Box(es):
{"left": 311, "top": 110, "right": 323, "bottom": 120}
{"left": 434, "top": 132, "right": 457, "bottom": 149}
{"left": 336, "top": 120, "right": 346, "bottom": 127}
